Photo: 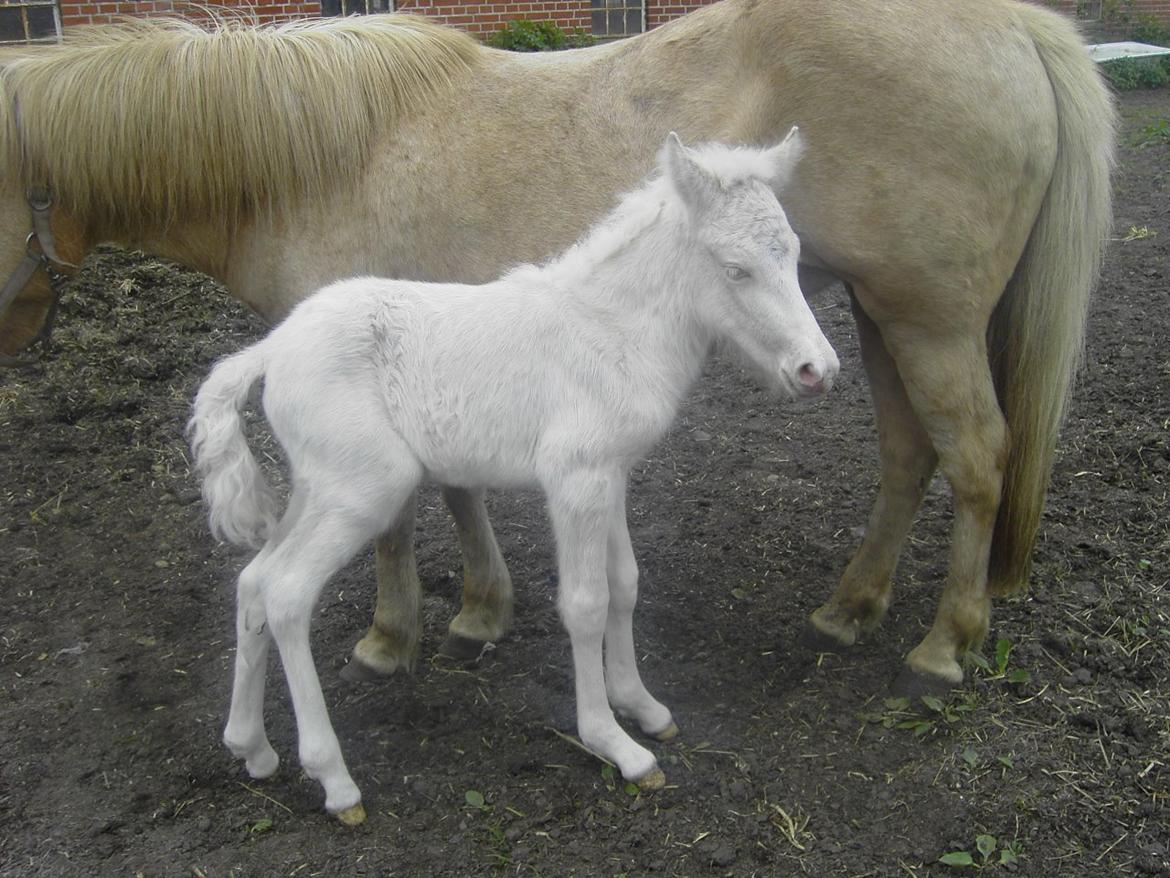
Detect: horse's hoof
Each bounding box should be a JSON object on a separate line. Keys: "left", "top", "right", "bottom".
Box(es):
{"left": 633, "top": 767, "right": 666, "bottom": 791}
{"left": 649, "top": 721, "right": 679, "bottom": 743}
{"left": 890, "top": 666, "right": 958, "bottom": 700}
{"left": 800, "top": 620, "right": 850, "bottom": 653}
{"left": 334, "top": 803, "right": 367, "bottom": 826}
{"left": 340, "top": 657, "right": 391, "bottom": 684}
{"left": 438, "top": 632, "right": 492, "bottom": 663}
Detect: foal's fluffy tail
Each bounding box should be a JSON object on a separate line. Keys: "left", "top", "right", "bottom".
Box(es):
{"left": 188, "top": 345, "right": 279, "bottom": 549}
{"left": 987, "top": 5, "right": 1115, "bottom": 595}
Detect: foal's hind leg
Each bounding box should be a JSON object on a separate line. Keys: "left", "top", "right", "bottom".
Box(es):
{"left": 261, "top": 471, "right": 419, "bottom": 824}
{"left": 223, "top": 549, "right": 280, "bottom": 780}
{"left": 809, "top": 295, "right": 938, "bottom": 648}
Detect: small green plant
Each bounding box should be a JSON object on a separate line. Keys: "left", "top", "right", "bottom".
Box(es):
{"left": 599, "top": 764, "right": 641, "bottom": 796}
{"left": 485, "top": 19, "right": 595, "bottom": 52}
{"left": 1119, "top": 225, "right": 1158, "bottom": 242}
{"left": 862, "top": 693, "right": 977, "bottom": 737}
{"left": 968, "top": 638, "right": 1030, "bottom": 685}
{"left": 960, "top": 745, "right": 981, "bottom": 771}
{"left": 463, "top": 790, "right": 514, "bottom": 867}
{"left": 940, "top": 834, "right": 1022, "bottom": 870}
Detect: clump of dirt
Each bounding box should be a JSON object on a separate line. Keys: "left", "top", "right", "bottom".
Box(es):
{"left": 1, "top": 88, "right": 1168, "bottom": 878}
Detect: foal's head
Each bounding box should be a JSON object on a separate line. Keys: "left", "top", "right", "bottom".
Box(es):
{"left": 662, "top": 131, "right": 838, "bottom": 398}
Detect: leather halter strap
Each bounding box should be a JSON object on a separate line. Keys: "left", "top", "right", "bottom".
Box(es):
{"left": 0, "top": 187, "right": 76, "bottom": 363}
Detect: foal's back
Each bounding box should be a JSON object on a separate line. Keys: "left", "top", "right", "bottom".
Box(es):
{"left": 261, "top": 274, "right": 659, "bottom": 489}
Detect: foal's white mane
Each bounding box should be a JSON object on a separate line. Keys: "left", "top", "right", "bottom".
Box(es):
{"left": 505, "top": 138, "right": 796, "bottom": 291}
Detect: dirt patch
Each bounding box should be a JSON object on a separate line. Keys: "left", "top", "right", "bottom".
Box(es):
{"left": 1, "top": 88, "right": 1168, "bottom": 878}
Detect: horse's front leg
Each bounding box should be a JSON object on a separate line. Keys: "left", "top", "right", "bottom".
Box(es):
{"left": 439, "top": 486, "right": 514, "bottom": 659}
{"left": 547, "top": 469, "right": 664, "bottom": 789}
{"left": 808, "top": 294, "right": 938, "bottom": 649}
{"left": 603, "top": 475, "right": 676, "bottom": 742}
{"left": 346, "top": 487, "right": 512, "bottom": 678}
{"left": 344, "top": 491, "right": 423, "bottom": 680}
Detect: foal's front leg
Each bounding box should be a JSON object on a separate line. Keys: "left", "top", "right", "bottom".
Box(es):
{"left": 547, "top": 470, "right": 664, "bottom": 789}
{"left": 603, "top": 478, "right": 676, "bottom": 742}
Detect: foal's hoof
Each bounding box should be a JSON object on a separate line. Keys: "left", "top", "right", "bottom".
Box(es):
{"left": 649, "top": 721, "right": 679, "bottom": 743}
{"left": 633, "top": 767, "right": 666, "bottom": 791}
{"left": 890, "top": 666, "right": 959, "bottom": 700}
{"left": 438, "top": 633, "right": 493, "bottom": 663}
{"left": 334, "top": 803, "right": 367, "bottom": 826}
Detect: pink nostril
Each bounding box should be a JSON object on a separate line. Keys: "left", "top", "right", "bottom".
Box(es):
{"left": 798, "top": 363, "right": 824, "bottom": 391}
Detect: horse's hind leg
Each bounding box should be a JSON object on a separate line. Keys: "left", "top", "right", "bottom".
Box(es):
{"left": 440, "top": 486, "right": 514, "bottom": 659}
{"left": 344, "top": 494, "right": 423, "bottom": 681}
{"left": 861, "top": 288, "right": 1007, "bottom": 689}
{"left": 809, "top": 294, "right": 938, "bottom": 648}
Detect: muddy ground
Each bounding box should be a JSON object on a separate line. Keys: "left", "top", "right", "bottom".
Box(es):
{"left": 1, "top": 88, "right": 1168, "bottom": 878}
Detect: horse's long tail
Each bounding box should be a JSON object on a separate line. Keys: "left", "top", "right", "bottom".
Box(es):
{"left": 987, "top": 7, "right": 1115, "bottom": 595}
{"left": 188, "top": 344, "right": 280, "bottom": 550}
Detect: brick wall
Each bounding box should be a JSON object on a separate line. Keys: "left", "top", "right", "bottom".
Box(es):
{"left": 646, "top": 0, "right": 715, "bottom": 30}
{"left": 58, "top": 0, "right": 317, "bottom": 26}
{"left": 392, "top": 0, "right": 586, "bottom": 36}
{"left": 52, "top": 0, "right": 1170, "bottom": 38}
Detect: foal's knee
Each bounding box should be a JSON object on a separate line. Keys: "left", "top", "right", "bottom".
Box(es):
{"left": 607, "top": 556, "right": 639, "bottom": 613}
{"left": 263, "top": 580, "right": 315, "bottom": 640}
{"left": 559, "top": 584, "right": 609, "bottom": 635}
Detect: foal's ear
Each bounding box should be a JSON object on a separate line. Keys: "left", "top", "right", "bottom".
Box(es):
{"left": 662, "top": 132, "right": 717, "bottom": 214}
{"left": 763, "top": 126, "right": 806, "bottom": 193}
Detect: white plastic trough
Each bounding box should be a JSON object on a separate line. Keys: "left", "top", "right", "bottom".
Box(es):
{"left": 1087, "top": 41, "right": 1170, "bottom": 63}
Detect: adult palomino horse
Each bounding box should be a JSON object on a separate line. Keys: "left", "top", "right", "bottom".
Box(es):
{"left": 189, "top": 133, "right": 836, "bottom": 821}
{"left": 0, "top": 0, "right": 1114, "bottom": 691}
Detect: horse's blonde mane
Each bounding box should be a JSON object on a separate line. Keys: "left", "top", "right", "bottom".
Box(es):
{"left": 0, "top": 14, "right": 483, "bottom": 231}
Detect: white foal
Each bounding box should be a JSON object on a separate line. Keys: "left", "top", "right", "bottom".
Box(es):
{"left": 188, "top": 130, "right": 838, "bottom": 823}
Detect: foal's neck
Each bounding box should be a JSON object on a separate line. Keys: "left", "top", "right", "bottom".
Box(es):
{"left": 549, "top": 198, "right": 712, "bottom": 385}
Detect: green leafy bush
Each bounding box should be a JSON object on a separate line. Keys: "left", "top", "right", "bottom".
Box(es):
{"left": 1095, "top": 10, "right": 1170, "bottom": 91}
{"left": 1101, "top": 56, "right": 1170, "bottom": 90}
{"left": 485, "top": 19, "right": 594, "bottom": 52}
{"left": 1130, "top": 13, "right": 1170, "bottom": 47}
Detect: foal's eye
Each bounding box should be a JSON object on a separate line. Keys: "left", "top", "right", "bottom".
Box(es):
{"left": 724, "top": 265, "right": 750, "bottom": 282}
